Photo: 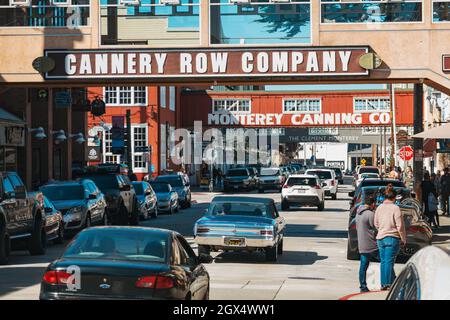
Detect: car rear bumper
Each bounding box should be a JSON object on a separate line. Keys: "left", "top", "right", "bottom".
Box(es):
{"left": 283, "top": 195, "right": 321, "bottom": 205}
{"left": 195, "top": 235, "right": 276, "bottom": 249}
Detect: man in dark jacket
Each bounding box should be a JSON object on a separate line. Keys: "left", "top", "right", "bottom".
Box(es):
{"left": 356, "top": 196, "right": 378, "bottom": 292}
{"left": 441, "top": 168, "right": 450, "bottom": 216}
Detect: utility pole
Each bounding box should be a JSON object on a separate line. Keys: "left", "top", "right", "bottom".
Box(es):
{"left": 126, "top": 109, "right": 132, "bottom": 171}
{"left": 389, "top": 84, "right": 398, "bottom": 168}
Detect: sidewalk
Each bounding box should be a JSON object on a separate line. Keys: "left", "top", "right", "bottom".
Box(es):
{"left": 433, "top": 213, "right": 450, "bottom": 245}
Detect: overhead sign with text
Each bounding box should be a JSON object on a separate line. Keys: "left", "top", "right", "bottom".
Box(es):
{"left": 44, "top": 47, "right": 370, "bottom": 80}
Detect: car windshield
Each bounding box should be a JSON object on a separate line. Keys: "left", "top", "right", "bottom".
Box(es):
{"left": 209, "top": 202, "right": 270, "bottom": 217}
{"left": 260, "top": 168, "right": 280, "bottom": 176}
{"left": 227, "top": 169, "right": 248, "bottom": 177}
{"left": 150, "top": 182, "right": 170, "bottom": 193}
{"left": 359, "top": 167, "right": 380, "bottom": 174}
{"left": 307, "top": 171, "right": 332, "bottom": 180}
{"left": 286, "top": 177, "right": 317, "bottom": 187}
{"left": 83, "top": 175, "right": 118, "bottom": 190}
{"left": 63, "top": 229, "right": 168, "bottom": 263}
{"left": 132, "top": 183, "right": 144, "bottom": 195}
{"left": 41, "top": 185, "right": 85, "bottom": 201}
{"left": 333, "top": 168, "right": 342, "bottom": 175}
{"left": 361, "top": 173, "right": 379, "bottom": 179}
{"left": 155, "top": 176, "right": 183, "bottom": 187}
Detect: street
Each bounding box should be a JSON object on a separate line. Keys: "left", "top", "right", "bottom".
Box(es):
{"left": 2, "top": 181, "right": 448, "bottom": 300}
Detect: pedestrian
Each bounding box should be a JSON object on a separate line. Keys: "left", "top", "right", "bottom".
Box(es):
{"left": 388, "top": 167, "right": 397, "bottom": 179}
{"left": 374, "top": 184, "right": 407, "bottom": 291}
{"left": 440, "top": 167, "right": 450, "bottom": 216}
{"left": 421, "top": 172, "right": 435, "bottom": 223}
{"left": 427, "top": 186, "right": 440, "bottom": 228}
{"left": 397, "top": 167, "right": 402, "bottom": 181}
{"left": 355, "top": 196, "right": 379, "bottom": 293}
{"left": 404, "top": 166, "right": 414, "bottom": 190}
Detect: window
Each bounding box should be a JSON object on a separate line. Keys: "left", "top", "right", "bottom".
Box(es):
{"left": 354, "top": 97, "right": 390, "bottom": 112}
{"left": 132, "top": 126, "right": 148, "bottom": 172}
{"left": 433, "top": 1, "right": 450, "bottom": 22}
{"left": 160, "top": 87, "right": 167, "bottom": 108}
{"left": 160, "top": 124, "right": 167, "bottom": 170}
{"left": 169, "top": 86, "right": 176, "bottom": 111}
{"left": 321, "top": 0, "right": 423, "bottom": 24}
{"left": 283, "top": 98, "right": 321, "bottom": 114}
{"left": 0, "top": 0, "right": 90, "bottom": 27}
{"left": 104, "top": 87, "right": 147, "bottom": 106}
{"left": 212, "top": 99, "right": 251, "bottom": 113}
{"left": 100, "top": 0, "right": 200, "bottom": 46}
{"left": 2, "top": 177, "right": 14, "bottom": 196}
{"left": 362, "top": 126, "right": 391, "bottom": 135}
{"left": 210, "top": 0, "right": 311, "bottom": 45}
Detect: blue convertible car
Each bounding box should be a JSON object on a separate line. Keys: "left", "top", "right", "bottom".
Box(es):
{"left": 194, "top": 196, "right": 285, "bottom": 262}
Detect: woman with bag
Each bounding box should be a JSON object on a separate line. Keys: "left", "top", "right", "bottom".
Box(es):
{"left": 374, "top": 184, "right": 407, "bottom": 291}
{"left": 427, "top": 186, "right": 440, "bottom": 228}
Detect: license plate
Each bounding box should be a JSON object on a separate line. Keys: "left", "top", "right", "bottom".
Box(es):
{"left": 225, "top": 238, "right": 245, "bottom": 246}
{"left": 296, "top": 189, "right": 305, "bottom": 193}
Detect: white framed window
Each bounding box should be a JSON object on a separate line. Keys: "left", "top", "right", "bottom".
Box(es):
{"left": 169, "top": 86, "right": 176, "bottom": 111}
{"left": 362, "top": 126, "right": 392, "bottom": 135}
{"left": 160, "top": 86, "right": 167, "bottom": 108}
{"left": 104, "top": 86, "right": 147, "bottom": 106}
{"left": 102, "top": 125, "right": 148, "bottom": 173}
{"left": 354, "top": 97, "right": 390, "bottom": 113}
{"left": 212, "top": 99, "right": 251, "bottom": 114}
{"left": 282, "top": 98, "right": 322, "bottom": 114}
{"left": 160, "top": 124, "right": 167, "bottom": 170}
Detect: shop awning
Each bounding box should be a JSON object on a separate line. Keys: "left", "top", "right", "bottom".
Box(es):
{"left": 348, "top": 146, "right": 373, "bottom": 157}
{"left": 412, "top": 123, "right": 450, "bottom": 139}
{"left": 0, "top": 108, "right": 25, "bottom": 126}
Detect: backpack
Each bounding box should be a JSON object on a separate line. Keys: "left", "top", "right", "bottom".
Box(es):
{"left": 428, "top": 192, "right": 438, "bottom": 212}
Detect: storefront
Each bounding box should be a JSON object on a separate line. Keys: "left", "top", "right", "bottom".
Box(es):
{"left": 0, "top": 108, "right": 25, "bottom": 172}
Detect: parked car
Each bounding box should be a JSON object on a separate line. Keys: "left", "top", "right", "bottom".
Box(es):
{"left": 132, "top": 181, "right": 158, "bottom": 220}
{"left": 258, "top": 167, "right": 285, "bottom": 193}
{"left": 347, "top": 186, "right": 432, "bottom": 260}
{"left": 40, "top": 180, "right": 108, "bottom": 234}
{"left": 386, "top": 245, "right": 450, "bottom": 300}
{"left": 0, "top": 172, "right": 47, "bottom": 264}
{"left": 281, "top": 174, "right": 325, "bottom": 211}
{"left": 280, "top": 166, "right": 292, "bottom": 179}
{"left": 149, "top": 182, "right": 179, "bottom": 214}
{"left": 154, "top": 174, "right": 191, "bottom": 209}
{"left": 194, "top": 196, "right": 285, "bottom": 261}
{"left": 223, "top": 168, "right": 254, "bottom": 192}
{"left": 42, "top": 195, "right": 64, "bottom": 244}
{"left": 305, "top": 169, "right": 338, "bottom": 200}
{"left": 39, "top": 226, "right": 212, "bottom": 300}
{"left": 329, "top": 167, "right": 344, "bottom": 184}
{"left": 79, "top": 165, "right": 139, "bottom": 225}
{"left": 355, "top": 172, "right": 381, "bottom": 188}
{"left": 349, "top": 178, "right": 406, "bottom": 201}
{"left": 353, "top": 166, "right": 381, "bottom": 187}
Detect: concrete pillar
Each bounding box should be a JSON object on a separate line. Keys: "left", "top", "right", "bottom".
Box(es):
{"left": 25, "top": 88, "right": 32, "bottom": 189}
{"left": 413, "top": 83, "right": 424, "bottom": 192}
{"left": 200, "top": 0, "right": 210, "bottom": 46}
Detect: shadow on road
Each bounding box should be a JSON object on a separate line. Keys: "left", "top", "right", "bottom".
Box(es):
{"left": 213, "top": 250, "right": 328, "bottom": 265}
{"left": 0, "top": 266, "right": 44, "bottom": 298}
{"left": 285, "top": 224, "right": 348, "bottom": 238}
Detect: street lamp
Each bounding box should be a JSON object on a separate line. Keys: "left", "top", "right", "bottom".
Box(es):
{"left": 28, "top": 127, "right": 47, "bottom": 140}
{"left": 52, "top": 130, "right": 67, "bottom": 144}
{"left": 70, "top": 132, "right": 86, "bottom": 144}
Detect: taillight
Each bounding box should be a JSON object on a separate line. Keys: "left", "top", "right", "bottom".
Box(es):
{"left": 42, "top": 270, "right": 72, "bottom": 285}
{"left": 408, "top": 226, "right": 428, "bottom": 233}
{"left": 331, "top": 180, "right": 335, "bottom": 186}
{"left": 196, "top": 227, "right": 210, "bottom": 233}
{"left": 136, "top": 276, "right": 174, "bottom": 289}
{"left": 283, "top": 185, "right": 289, "bottom": 188}
{"left": 314, "top": 185, "right": 321, "bottom": 189}
{"left": 349, "top": 223, "right": 357, "bottom": 230}
{"left": 260, "top": 230, "right": 273, "bottom": 236}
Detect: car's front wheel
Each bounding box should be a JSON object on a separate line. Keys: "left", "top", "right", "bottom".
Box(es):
{"left": 331, "top": 193, "right": 337, "bottom": 200}
{"left": 277, "top": 239, "right": 283, "bottom": 255}
{"left": 151, "top": 206, "right": 158, "bottom": 219}
{"left": 281, "top": 200, "right": 289, "bottom": 211}
{"left": 198, "top": 245, "right": 211, "bottom": 256}
{"left": 318, "top": 201, "right": 325, "bottom": 211}
{"left": 28, "top": 217, "right": 47, "bottom": 256}
{"left": 54, "top": 223, "right": 65, "bottom": 245}
{"left": 0, "top": 226, "right": 10, "bottom": 265}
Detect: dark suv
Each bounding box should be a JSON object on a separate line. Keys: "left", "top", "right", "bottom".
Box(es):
{"left": 80, "top": 166, "right": 139, "bottom": 225}
{"left": 223, "top": 168, "right": 253, "bottom": 192}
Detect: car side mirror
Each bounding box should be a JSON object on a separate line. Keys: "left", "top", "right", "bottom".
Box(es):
{"left": 321, "top": 182, "right": 327, "bottom": 187}
{"left": 44, "top": 207, "right": 53, "bottom": 213}
{"left": 348, "top": 191, "right": 355, "bottom": 197}
{"left": 88, "top": 193, "right": 97, "bottom": 200}
{"left": 145, "top": 190, "right": 152, "bottom": 195}
{"left": 14, "top": 185, "right": 26, "bottom": 199}
{"left": 198, "top": 253, "right": 213, "bottom": 264}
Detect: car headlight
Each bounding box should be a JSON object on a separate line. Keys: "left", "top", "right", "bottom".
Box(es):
{"left": 64, "top": 206, "right": 83, "bottom": 222}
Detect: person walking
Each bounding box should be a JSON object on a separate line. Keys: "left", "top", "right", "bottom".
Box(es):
{"left": 427, "top": 185, "right": 440, "bottom": 228}
{"left": 440, "top": 168, "right": 450, "bottom": 216}
{"left": 374, "top": 184, "right": 407, "bottom": 291}
{"left": 421, "top": 172, "right": 435, "bottom": 224}
{"left": 355, "top": 196, "right": 378, "bottom": 293}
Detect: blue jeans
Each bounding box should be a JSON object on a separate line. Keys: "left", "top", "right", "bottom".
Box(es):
{"left": 377, "top": 237, "right": 400, "bottom": 287}
{"left": 359, "top": 251, "right": 379, "bottom": 291}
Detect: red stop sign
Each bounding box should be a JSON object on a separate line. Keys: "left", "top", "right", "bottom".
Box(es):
{"left": 399, "top": 146, "right": 414, "bottom": 161}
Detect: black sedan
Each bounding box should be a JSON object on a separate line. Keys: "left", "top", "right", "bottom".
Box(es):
{"left": 40, "top": 227, "right": 212, "bottom": 300}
